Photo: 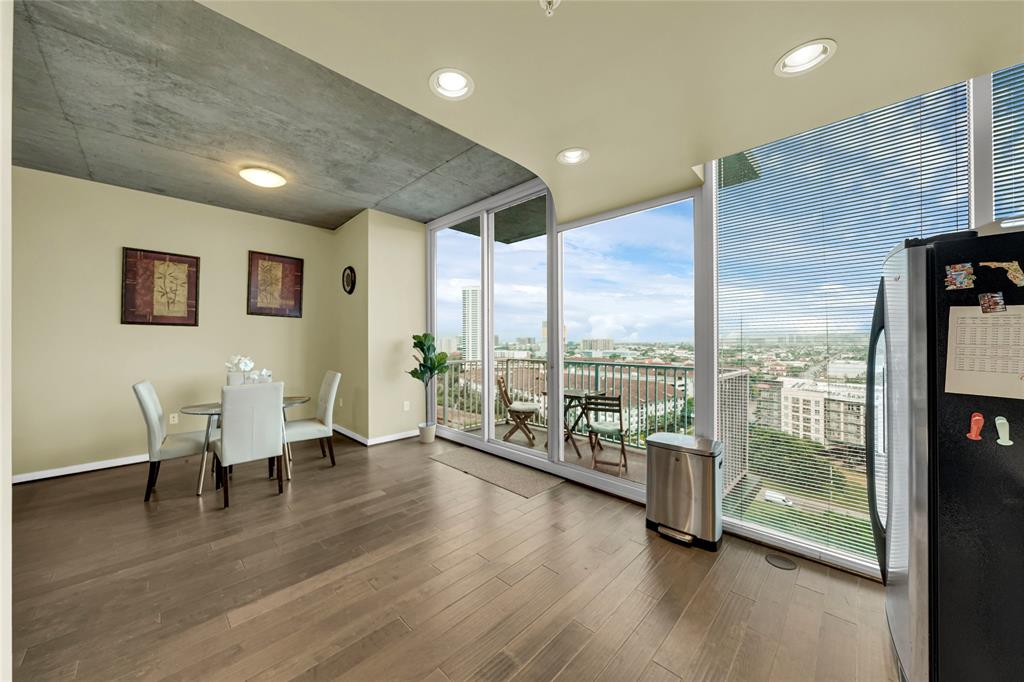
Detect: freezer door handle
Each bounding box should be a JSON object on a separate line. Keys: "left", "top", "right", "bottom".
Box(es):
{"left": 866, "top": 277, "right": 888, "bottom": 584}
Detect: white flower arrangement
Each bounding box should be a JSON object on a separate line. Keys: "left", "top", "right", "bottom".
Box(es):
{"left": 225, "top": 355, "right": 255, "bottom": 372}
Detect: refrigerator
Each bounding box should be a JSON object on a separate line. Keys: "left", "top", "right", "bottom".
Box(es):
{"left": 867, "top": 229, "right": 1024, "bottom": 681}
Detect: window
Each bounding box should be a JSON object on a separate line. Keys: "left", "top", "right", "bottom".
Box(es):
{"left": 434, "top": 218, "right": 483, "bottom": 434}
{"left": 993, "top": 63, "right": 1024, "bottom": 221}
{"left": 716, "top": 82, "right": 969, "bottom": 561}
{"left": 559, "top": 198, "right": 696, "bottom": 485}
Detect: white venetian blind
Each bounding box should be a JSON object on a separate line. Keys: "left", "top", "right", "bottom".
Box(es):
{"left": 993, "top": 62, "right": 1024, "bottom": 221}
{"left": 715, "top": 83, "right": 970, "bottom": 561}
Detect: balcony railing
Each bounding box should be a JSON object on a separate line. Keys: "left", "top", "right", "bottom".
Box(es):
{"left": 436, "top": 358, "right": 695, "bottom": 449}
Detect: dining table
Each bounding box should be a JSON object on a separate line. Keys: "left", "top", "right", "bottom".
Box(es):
{"left": 181, "top": 394, "right": 310, "bottom": 495}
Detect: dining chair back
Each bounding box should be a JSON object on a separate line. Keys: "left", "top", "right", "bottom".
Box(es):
{"left": 132, "top": 380, "right": 166, "bottom": 460}
{"left": 583, "top": 393, "right": 629, "bottom": 474}
{"left": 316, "top": 371, "right": 342, "bottom": 427}
{"left": 218, "top": 382, "right": 284, "bottom": 467}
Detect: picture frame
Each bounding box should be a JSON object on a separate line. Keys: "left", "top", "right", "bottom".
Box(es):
{"left": 247, "top": 250, "right": 304, "bottom": 318}
{"left": 121, "top": 247, "right": 200, "bottom": 326}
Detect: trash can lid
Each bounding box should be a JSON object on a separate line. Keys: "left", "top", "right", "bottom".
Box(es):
{"left": 646, "top": 432, "right": 723, "bottom": 457}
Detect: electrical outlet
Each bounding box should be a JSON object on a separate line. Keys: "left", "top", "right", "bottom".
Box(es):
{"left": 403, "top": 401, "right": 410, "bottom": 412}
{"left": 169, "top": 412, "right": 179, "bottom": 425}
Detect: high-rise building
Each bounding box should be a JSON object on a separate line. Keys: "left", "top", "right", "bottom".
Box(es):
{"left": 461, "top": 286, "right": 481, "bottom": 361}
{"left": 779, "top": 378, "right": 865, "bottom": 446}
{"left": 580, "top": 338, "right": 615, "bottom": 351}
{"left": 437, "top": 336, "right": 460, "bottom": 355}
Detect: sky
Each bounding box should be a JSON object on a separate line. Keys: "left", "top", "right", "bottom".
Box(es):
{"left": 435, "top": 80, "right": 981, "bottom": 348}
{"left": 435, "top": 200, "right": 696, "bottom": 344}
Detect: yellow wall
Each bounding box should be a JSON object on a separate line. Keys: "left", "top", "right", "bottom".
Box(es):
{"left": 331, "top": 211, "right": 369, "bottom": 436}
{"left": 367, "top": 210, "right": 426, "bottom": 439}
{"left": 12, "top": 168, "right": 426, "bottom": 475}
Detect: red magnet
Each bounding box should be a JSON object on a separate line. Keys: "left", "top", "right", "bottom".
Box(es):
{"left": 967, "top": 412, "right": 984, "bottom": 441}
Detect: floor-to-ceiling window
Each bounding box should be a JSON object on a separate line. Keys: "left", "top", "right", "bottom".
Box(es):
{"left": 490, "top": 194, "right": 548, "bottom": 456}
{"left": 557, "top": 198, "right": 696, "bottom": 485}
{"left": 993, "top": 63, "right": 1024, "bottom": 223}
{"left": 715, "top": 82, "right": 970, "bottom": 565}
{"left": 433, "top": 217, "right": 483, "bottom": 434}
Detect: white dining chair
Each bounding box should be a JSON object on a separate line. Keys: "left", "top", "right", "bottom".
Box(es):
{"left": 285, "top": 370, "right": 341, "bottom": 467}
{"left": 133, "top": 380, "right": 219, "bottom": 502}
{"left": 210, "top": 382, "right": 286, "bottom": 508}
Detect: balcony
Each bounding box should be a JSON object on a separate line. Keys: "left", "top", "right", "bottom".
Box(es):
{"left": 436, "top": 358, "right": 697, "bottom": 485}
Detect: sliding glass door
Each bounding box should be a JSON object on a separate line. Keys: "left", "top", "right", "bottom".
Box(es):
{"left": 490, "top": 195, "right": 548, "bottom": 457}
{"left": 433, "top": 217, "right": 483, "bottom": 437}
{"left": 557, "top": 197, "right": 697, "bottom": 486}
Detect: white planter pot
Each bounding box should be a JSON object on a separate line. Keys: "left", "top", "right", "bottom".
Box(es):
{"left": 226, "top": 371, "right": 244, "bottom": 386}
{"left": 418, "top": 423, "right": 436, "bottom": 443}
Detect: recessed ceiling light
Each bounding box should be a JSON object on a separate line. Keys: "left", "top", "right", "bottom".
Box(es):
{"left": 1001, "top": 216, "right": 1024, "bottom": 229}
{"left": 239, "top": 167, "right": 286, "bottom": 188}
{"left": 429, "top": 68, "right": 474, "bottom": 100}
{"left": 556, "top": 147, "right": 590, "bottom": 165}
{"left": 774, "top": 39, "right": 837, "bottom": 77}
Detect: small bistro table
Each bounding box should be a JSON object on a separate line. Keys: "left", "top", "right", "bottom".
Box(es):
{"left": 542, "top": 388, "right": 605, "bottom": 457}
{"left": 181, "top": 395, "right": 310, "bottom": 495}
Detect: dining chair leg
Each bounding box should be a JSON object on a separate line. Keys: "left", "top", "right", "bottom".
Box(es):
{"left": 277, "top": 454, "right": 284, "bottom": 494}
{"left": 215, "top": 458, "right": 221, "bottom": 490}
{"left": 196, "top": 449, "right": 209, "bottom": 496}
{"left": 319, "top": 439, "right": 327, "bottom": 458}
{"left": 285, "top": 443, "right": 293, "bottom": 480}
{"left": 268, "top": 457, "right": 275, "bottom": 479}
{"left": 144, "top": 461, "right": 158, "bottom": 501}
{"left": 222, "top": 460, "right": 230, "bottom": 508}
{"left": 326, "top": 437, "right": 336, "bottom": 467}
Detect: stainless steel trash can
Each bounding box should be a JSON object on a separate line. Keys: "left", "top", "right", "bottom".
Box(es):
{"left": 645, "top": 433, "right": 724, "bottom": 551}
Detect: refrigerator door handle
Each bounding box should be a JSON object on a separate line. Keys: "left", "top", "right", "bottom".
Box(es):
{"left": 866, "top": 277, "right": 888, "bottom": 584}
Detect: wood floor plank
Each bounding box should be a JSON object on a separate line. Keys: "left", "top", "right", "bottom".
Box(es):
{"left": 11, "top": 436, "right": 897, "bottom": 682}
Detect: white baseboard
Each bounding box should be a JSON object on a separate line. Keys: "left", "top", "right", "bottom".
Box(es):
{"left": 13, "top": 453, "right": 149, "bottom": 484}
{"left": 333, "top": 424, "right": 419, "bottom": 447}
{"left": 333, "top": 424, "right": 369, "bottom": 445}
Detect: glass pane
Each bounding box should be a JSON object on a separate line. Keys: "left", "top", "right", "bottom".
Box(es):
{"left": 717, "top": 82, "right": 969, "bottom": 562}
{"left": 873, "top": 330, "right": 888, "bottom": 529}
{"left": 559, "top": 199, "right": 696, "bottom": 484}
{"left": 434, "top": 218, "right": 483, "bottom": 434}
{"left": 993, "top": 62, "right": 1024, "bottom": 221}
{"left": 491, "top": 195, "right": 548, "bottom": 455}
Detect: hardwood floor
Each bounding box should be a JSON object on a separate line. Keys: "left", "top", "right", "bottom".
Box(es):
{"left": 12, "top": 435, "right": 898, "bottom": 681}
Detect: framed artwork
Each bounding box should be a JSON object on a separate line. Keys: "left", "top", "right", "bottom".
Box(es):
{"left": 247, "top": 250, "right": 303, "bottom": 318}
{"left": 121, "top": 247, "right": 200, "bottom": 326}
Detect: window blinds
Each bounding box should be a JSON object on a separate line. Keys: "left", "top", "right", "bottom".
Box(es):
{"left": 715, "top": 83, "right": 970, "bottom": 560}
{"left": 993, "top": 63, "right": 1024, "bottom": 221}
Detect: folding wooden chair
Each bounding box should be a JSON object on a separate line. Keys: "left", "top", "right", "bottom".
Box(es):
{"left": 583, "top": 394, "right": 628, "bottom": 476}
{"left": 496, "top": 376, "right": 541, "bottom": 446}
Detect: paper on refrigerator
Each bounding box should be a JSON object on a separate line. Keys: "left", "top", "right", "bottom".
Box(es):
{"left": 945, "top": 305, "right": 1024, "bottom": 399}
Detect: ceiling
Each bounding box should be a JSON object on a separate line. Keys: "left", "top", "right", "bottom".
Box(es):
{"left": 202, "top": 0, "right": 1024, "bottom": 224}
{"left": 11, "top": 0, "right": 535, "bottom": 229}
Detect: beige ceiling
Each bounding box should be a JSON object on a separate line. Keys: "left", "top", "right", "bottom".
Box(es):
{"left": 202, "top": 1, "right": 1024, "bottom": 224}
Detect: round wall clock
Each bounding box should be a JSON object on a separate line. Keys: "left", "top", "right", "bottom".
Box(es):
{"left": 342, "top": 266, "right": 357, "bottom": 295}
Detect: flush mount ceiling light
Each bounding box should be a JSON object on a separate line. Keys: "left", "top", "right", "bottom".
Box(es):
{"left": 429, "top": 68, "right": 474, "bottom": 100}
{"left": 774, "top": 38, "right": 837, "bottom": 77}
{"left": 556, "top": 147, "right": 590, "bottom": 165}
{"left": 239, "top": 167, "right": 286, "bottom": 188}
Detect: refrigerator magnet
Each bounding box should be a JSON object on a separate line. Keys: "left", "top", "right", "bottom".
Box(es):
{"left": 967, "top": 412, "right": 984, "bottom": 441}
{"left": 980, "top": 261, "right": 1024, "bottom": 287}
{"left": 944, "top": 263, "right": 975, "bottom": 290}
{"left": 979, "top": 292, "right": 1007, "bottom": 313}
{"left": 995, "top": 416, "right": 1013, "bottom": 446}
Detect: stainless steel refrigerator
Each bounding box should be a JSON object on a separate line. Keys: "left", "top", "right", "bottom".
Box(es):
{"left": 867, "top": 229, "right": 1024, "bottom": 681}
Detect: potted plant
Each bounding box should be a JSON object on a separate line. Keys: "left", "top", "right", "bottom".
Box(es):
{"left": 407, "top": 333, "right": 450, "bottom": 443}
